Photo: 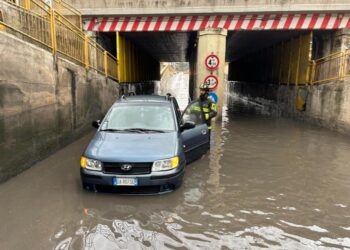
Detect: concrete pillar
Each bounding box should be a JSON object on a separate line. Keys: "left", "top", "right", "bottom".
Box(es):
{"left": 195, "top": 28, "right": 227, "bottom": 119}
{"left": 85, "top": 31, "right": 97, "bottom": 70}
{"left": 188, "top": 44, "right": 197, "bottom": 101}
{"left": 333, "top": 29, "right": 350, "bottom": 51}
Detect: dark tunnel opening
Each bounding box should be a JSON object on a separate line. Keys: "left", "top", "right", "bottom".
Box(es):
{"left": 226, "top": 30, "right": 338, "bottom": 103}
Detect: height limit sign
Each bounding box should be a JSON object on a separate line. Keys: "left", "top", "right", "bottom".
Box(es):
{"left": 205, "top": 54, "right": 220, "bottom": 71}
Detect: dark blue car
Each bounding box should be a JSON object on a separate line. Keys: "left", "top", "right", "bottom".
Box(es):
{"left": 80, "top": 95, "right": 210, "bottom": 194}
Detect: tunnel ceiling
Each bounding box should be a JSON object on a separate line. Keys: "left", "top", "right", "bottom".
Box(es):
{"left": 120, "top": 32, "right": 197, "bottom": 62}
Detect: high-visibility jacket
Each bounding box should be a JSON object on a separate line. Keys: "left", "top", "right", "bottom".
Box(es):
{"left": 200, "top": 96, "right": 217, "bottom": 130}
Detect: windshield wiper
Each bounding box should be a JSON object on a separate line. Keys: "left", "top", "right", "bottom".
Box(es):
{"left": 99, "top": 128, "right": 125, "bottom": 132}
{"left": 100, "top": 128, "right": 166, "bottom": 133}
{"left": 125, "top": 128, "right": 165, "bottom": 133}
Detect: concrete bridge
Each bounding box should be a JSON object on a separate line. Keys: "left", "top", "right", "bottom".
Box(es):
{"left": 68, "top": 0, "right": 350, "bottom": 15}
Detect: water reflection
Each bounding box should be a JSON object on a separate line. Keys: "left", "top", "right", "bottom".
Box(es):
{"left": 52, "top": 95, "right": 350, "bottom": 249}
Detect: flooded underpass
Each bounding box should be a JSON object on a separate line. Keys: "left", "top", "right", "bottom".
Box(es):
{"left": 1, "top": 94, "right": 350, "bottom": 250}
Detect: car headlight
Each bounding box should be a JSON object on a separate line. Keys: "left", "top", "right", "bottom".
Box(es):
{"left": 80, "top": 156, "right": 102, "bottom": 171}
{"left": 152, "top": 156, "right": 179, "bottom": 172}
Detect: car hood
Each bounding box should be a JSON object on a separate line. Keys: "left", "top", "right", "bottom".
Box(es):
{"left": 84, "top": 131, "right": 179, "bottom": 162}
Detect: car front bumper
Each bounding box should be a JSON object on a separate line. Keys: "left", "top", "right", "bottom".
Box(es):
{"left": 80, "top": 163, "right": 185, "bottom": 193}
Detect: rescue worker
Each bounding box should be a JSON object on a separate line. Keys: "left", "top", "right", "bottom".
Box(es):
{"left": 198, "top": 83, "right": 217, "bottom": 135}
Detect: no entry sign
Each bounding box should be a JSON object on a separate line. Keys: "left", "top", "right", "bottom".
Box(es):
{"left": 204, "top": 75, "right": 219, "bottom": 90}
{"left": 205, "top": 54, "right": 219, "bottom": 70}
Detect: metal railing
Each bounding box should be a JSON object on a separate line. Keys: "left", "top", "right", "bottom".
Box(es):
{"left": 87, "top": 40, "right": 105, "bottom": 74}
{"left": 4, "top": 0, "right": 81, "bottom": 28}
{"left": 345, "top": 50, "right": 350, "bottom": 78}
{"left": 0, "top": 0, "right": 118, "bottom": 81}
{"left": 54, "top": 11, "right": 85, "bottom": 64}
{"left": 0, "top": 1, "right": 52, "bottom": 48}
{"left": 52, "top": 0, "right": 81, "bottom": 29}
{"left": 5, "top": 0, "right": 52, "bottom": 17}
{"left": 106, "top": 51, "right": 118, "bottom": 80}
{"left": 310, "top": 50, "right": 349, "bottom": 84}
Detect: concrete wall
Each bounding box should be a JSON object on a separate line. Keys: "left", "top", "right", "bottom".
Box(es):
{"left": 277, "top": 81, "right": 350, "bottom": 134}
{"left": 337, "top": 29, "right": 350, "bottom": 51}
{"left": 158, "top": 63, "right": 190, "bottom": 110}
{"left": 66, "top": 0, "right": 350, "bottom": 15}
{"left": 0, "top": 32, "right": 118, "bottom": 183}
{"left": 119, "top": 82, "right": 156, "bottom": 96}
{"left": 230, "top": 80, "right": 350, "bottom": 135}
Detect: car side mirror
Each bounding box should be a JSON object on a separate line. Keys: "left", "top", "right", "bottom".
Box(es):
{"left": 181, "top": 121, "right": 196, "bottom": 131}
{"left": 92, "top": 120, "right": 100, "bottom": 129}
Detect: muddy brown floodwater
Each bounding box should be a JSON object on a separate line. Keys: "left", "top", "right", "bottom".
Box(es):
{"left": 0, "top": 94, "right": 350, "bottom": 250}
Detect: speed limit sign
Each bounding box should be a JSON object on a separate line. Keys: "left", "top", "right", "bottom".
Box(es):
{"left": 204, "top": 75, "right": 219, "bottom": 90}
{"left": 205, "top": 54, "right": 220, "bottom": 70}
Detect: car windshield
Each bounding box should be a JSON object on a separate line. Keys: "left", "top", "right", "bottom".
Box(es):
{"left": 100, "top": 104, "right": 176, "bottom": 132}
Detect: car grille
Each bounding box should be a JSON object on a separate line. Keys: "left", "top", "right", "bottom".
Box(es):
{"left": 103, "top": 162, "right": 152, "bottom": 175}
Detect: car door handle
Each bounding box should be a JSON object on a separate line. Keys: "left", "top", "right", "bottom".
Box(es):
{"left": 201, "top": 130, "right": 207, "bottom": 135}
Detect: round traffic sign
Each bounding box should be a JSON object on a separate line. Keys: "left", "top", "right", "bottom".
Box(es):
{"left": 204, "top": 75, "right": 219, "bottom": 90}
{"left": 205, "top": 54, "right": 220, "bottom": 70}
{"left": 208, "top": 92, "right": 218, "bottom": 104}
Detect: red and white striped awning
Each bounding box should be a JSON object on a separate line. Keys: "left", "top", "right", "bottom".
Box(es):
{"left": 84, "top": 14, "right": 350, "bottom": 32}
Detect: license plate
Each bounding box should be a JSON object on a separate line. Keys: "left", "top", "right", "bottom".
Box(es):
{"left": 112, "top": 177, "right": 138, "bottom": 186}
